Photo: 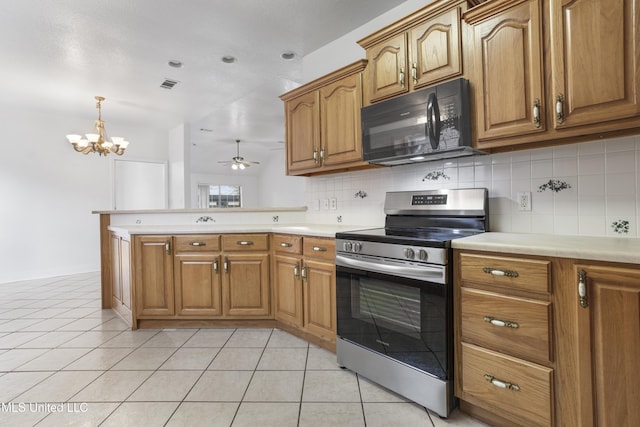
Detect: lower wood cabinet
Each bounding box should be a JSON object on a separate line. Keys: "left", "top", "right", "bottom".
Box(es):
{"left": 273, "top": 234, "right": 336, "bottom": 345}
{"left": 456, "top": 249, "right": 640, "bottom": 427}
{"left": 568, "top": 263, "right": 640, "bottom": 427}
{"left": 174, "top": 254, "right": 222, "bottom": 316}
{"left": 223, "top": 253, "right": 270, "bottom": 317}
{"left": 134, "top": 235, "right": 175, "bottom": 317}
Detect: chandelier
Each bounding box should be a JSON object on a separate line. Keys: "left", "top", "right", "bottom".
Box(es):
{"left": 66, "top": 96, "right": 129, "bottom": 156}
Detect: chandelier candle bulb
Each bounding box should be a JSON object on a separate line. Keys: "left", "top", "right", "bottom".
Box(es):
{"left": 66, "top": 96, "right": 130, "bottom": 156}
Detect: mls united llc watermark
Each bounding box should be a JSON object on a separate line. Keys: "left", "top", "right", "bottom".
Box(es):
{"left": 1, "top": 402, "right": 89, "bottom": 414}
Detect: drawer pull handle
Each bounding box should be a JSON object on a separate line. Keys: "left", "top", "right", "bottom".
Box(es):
{"left": 213, "top": 258, "right": 219, "bottom": 273}
{"left": 483, "top": 316, "right": 519, "bottom": 329}
{"left": 301, "top": 265, "right": 307, "bottom": 280}
{"left": 280, "top": 242, "right": 292, "bottom": 247}
{"left": 237, "top": 241, "right": 254, "bottom": 246}
{"left": 578, "top": 269, "right": 588, "bottom": 308}
{"left": 165, "top": 239, "right": 171, "bottom": 255}
{"left": 484, "top": 374, "right": 520, "bottom": 392}
{"left": 312, "top": 246, "right": 327, "bottom": 252}
{"left": 190, "top": 242, "right": 206, "bottom": 246}
{"left": 483, "top": 267, "right": 519, "bottom": 278}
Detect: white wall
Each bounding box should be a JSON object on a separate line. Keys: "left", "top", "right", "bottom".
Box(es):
{"left": 169, "top": 123, "right": 191, "bottom": 208}
{"left": 257, "top": 150, "right": 305, "bottom": 207}
{"left": 0, "top": 104, "right": 168, "bottom": 284}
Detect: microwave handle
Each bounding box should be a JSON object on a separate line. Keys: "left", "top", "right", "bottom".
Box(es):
{"left": 426, "top": 93, "right": 441, "bottom": 149}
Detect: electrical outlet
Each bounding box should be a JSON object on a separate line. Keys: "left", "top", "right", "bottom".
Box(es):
{"left": 517, "top": 191, "right": 532, "bottom": 211}
{"left": 321, "top": 199, "right": 329, "bottom": 210}
{"left": 329, "top": 197, "right": 337, "bottom": 210}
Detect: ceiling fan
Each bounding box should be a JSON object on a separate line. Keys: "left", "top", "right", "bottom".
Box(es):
{"left": 218, "top": 139, "right": 260, "bottom": 170}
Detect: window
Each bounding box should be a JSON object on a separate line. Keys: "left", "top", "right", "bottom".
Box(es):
{"left": 198, "top": 184, "right": 242, "bottom": 208}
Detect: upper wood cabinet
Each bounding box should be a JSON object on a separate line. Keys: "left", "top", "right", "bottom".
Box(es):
{"left": 464, "top": 0, "right": 640, "bottom": 149}
{"left": 280, "top": 60, "right": 373, "bottom": 176}
{"left": 464, "top": 0, "right": 545, "bottom": 142}
{"left": 358, "top": 0, "right": 478, "bottom": 104}
{"left": 549, "top": 0, "right": 640, "bottom": 129}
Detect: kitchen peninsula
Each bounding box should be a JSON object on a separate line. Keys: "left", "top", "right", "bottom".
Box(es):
{"left": 94, "top": 206, "right": 374, "bottom": 351}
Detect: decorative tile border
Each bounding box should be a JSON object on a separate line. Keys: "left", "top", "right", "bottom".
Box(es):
{"left": 537, "top": 179, "right": 571, "bottom": 193}
{"left": 611, "top": 219, "right": 630, "bottom": 235}
{"left": 422, "top": 170, "right": 450, "bottom": 181}
{"left": 354, "top": 190, "right": 368, "bottom": 199}
{"left": 196, "top": 216, "right": 215, "bottom": 223}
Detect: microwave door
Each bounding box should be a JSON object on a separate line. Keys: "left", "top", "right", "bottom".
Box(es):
{"left": 426, "top": 93, "right": 441, "bottom": 150}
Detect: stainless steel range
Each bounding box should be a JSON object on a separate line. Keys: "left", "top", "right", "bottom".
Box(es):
{"left": 335, "top": 188, "right": 488, "bottom": 417}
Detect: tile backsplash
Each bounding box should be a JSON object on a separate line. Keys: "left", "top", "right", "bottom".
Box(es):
{"left": 305, "top": 135, "right": 640, "bottom": 238}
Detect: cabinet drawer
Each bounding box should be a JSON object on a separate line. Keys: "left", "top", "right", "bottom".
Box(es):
{"left": 273, "top": 234, "right": 302, "bottom": 254}
{"left": 303, "top": 237, "right": 335, "bottom": 261}
{"left": 174, "top": 235, "right": 220, "bottom": 252}
{"left": 222, "top": 234, "right": 269, "bottom": 251}
{"left": 461, "top": 287, "right": 553, "bottom": 363}
{"left": 461, "top": 343, "right": 553, "bottom": 427}
{"left": 459, "top": 253, "right": 550, "bottom": 294}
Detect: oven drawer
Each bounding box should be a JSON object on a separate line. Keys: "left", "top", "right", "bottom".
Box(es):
{"left": 460, "top": 287, "right": 552, "bottom": 363}
{"left": 460, "top": 342, "right": 553, "bottom": 427}
{"left": 174, "top": 235, "right": 220, "bottom": 252}
{"left": 221, "top": 234, "right": 269, "bottom": 251}
{"left": 303, "top": 237, "right": 335, "bottom": 261}
{"left": 459, "top": 253, "right": 551, "bottom": 294}
{"left": 273, "top": 234, "right": 302, "bottom": 255}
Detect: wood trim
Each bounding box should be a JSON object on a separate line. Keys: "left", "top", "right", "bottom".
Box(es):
{"left": 99, "top": 214, "right": 112, "bottom": 309}
{"left": 136, "top": 318, "right": 278, "bottom": 329}
{"left": 358, "top": 0, "right": 477, "bottom": 48}
{"left": 463, "top": 0, "right": 529, "bottom": 24}
{"left": 279, "top": 60, "right": 367, "bottom": 101}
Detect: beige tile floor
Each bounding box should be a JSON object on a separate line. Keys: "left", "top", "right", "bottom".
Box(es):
{"left": 0, "top": 272, "right": 489, "bottom": 426}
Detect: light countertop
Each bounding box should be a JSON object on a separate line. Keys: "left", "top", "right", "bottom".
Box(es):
{"left": 94, "top": 206, "right": 307, "bottom": 215}
{"left": 452, "top": 232, "right": 640, "bottom": 265}
{"left": 108, "top": 223, "right": 376, "bottom": 238}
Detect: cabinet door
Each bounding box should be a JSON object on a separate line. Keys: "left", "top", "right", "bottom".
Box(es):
{"left": 273, "top": 255, "right": 303, "bottom": 327}
{"left": 134, "top": 236, "right": 174, "bottom": 316}
{"left": 550, "top": 0, "right": 640, "bottom": 128}
{"left": 409, "top": 7, "right": 462, "bottom": 88}
{"left": 573, "top": 264, "right": 640, "bottom": 427}
{"left": 366, "top": 33, "right": 408, "bottom": 102}
{"left": 223, "top": 253, "right": 270, "bottom": 317}
{"left": 469, "top": 0, "right": 545, "bottom": 142}
{"left": 320, "top": 73, "right": 364, "bottom": 166}
{"left": 285, "top": 91, "right": 320, "bottom": 173}
{"left": 174, "top": 254, "right": 222, "bottom": 316}
{"left": 302, "top": 259, "right": 336, "bottom": 340}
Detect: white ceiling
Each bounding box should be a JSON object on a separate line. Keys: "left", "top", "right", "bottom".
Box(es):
{"left": 0, "top": 0, "right": 405, "bottom": 174}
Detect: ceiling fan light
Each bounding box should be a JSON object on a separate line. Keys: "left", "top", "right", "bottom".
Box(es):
{"left": 231, "top": 163, "right": 238, "bottom": 170}
{"left": 239, "top": 163, "right": 246, "bottom": 170}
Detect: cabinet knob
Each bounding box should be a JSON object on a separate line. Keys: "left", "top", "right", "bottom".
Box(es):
{"left": 578, "top": 269, "right": 588, "bottom": 308}
{"left": 556, "top": 93, "right": 565, "bottom": 124}
{"left": 533, "top": 98, "right": 541, "bottom": 128}
{"left": 484, "top": 374, "right": 520, "bottom": 392}
{"left": 482, "top": 267, "right": 519, "bottom": 278}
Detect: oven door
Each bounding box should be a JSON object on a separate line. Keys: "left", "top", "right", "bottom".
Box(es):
{"left": 336, "top": 253, "right": 452, "bottom": 380}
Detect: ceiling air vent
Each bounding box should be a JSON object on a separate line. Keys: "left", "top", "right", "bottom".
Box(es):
{"left": 160, "top": 78, "right": 179, "bottom": 89}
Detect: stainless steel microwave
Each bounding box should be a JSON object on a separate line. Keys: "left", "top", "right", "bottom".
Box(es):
{"left": 361, "top": 78, "right": 485, "bottom": 165}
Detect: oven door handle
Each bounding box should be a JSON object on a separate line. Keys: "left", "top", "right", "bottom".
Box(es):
{"left": 336, "top": 254, "right": 445, "bottom": 284}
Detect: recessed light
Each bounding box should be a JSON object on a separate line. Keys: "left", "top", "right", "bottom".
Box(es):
{"left": 168, "top": 60, "right": 183, "bottom": 68}
{"left": 221, "top": 56, "right": 237, "bottom": 64}
{"left": 200, "top": 128, "right": 213, "bottom": 132}
{"left": 281, "top": 51, "right": 296, "bottom": 60}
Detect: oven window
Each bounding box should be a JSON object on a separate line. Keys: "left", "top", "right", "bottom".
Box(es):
{"left": 337, "top": 267, "right": 450, "bottom": 379}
